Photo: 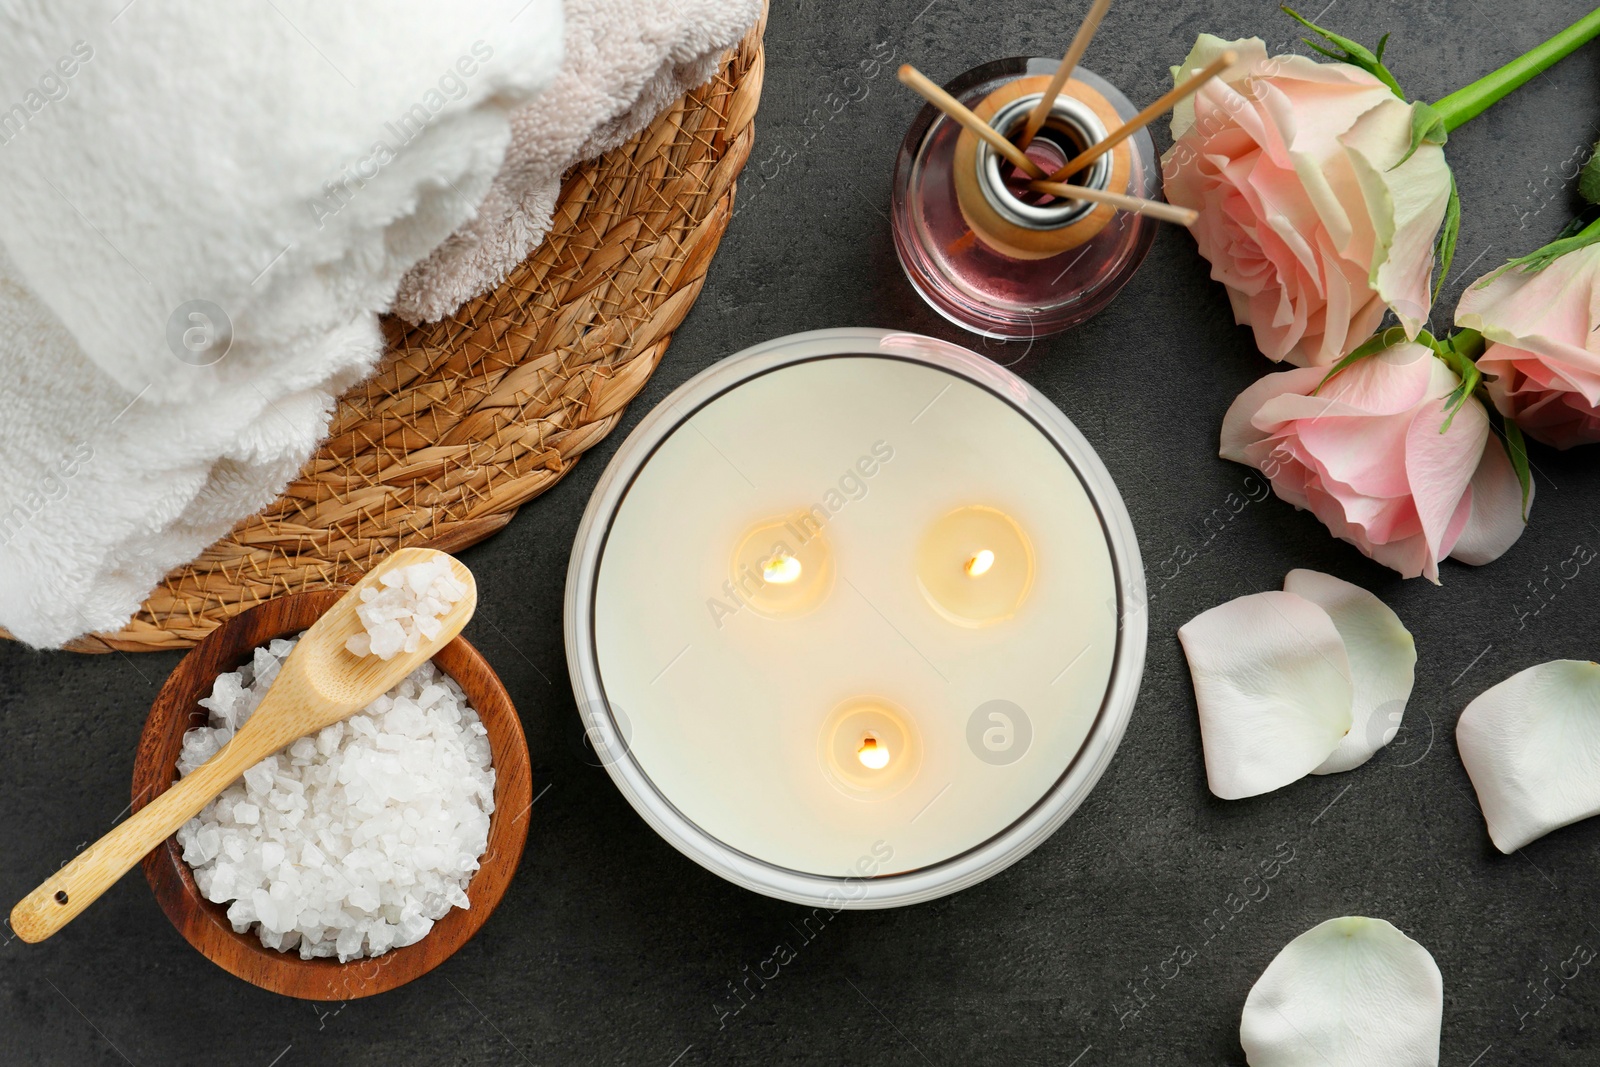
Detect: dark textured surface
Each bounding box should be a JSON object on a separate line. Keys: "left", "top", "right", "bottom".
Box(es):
{"left": 4, "top": 2, "right": 1600, "bottom": 1063}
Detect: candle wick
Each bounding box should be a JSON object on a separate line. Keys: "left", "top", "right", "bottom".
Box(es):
{"left": 762, "top": 553, "right": 802, "bottom": 585}
{"left": 857, "top": 735, "right": 891, "bottom": 770}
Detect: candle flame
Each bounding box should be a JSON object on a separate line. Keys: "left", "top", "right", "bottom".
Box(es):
{"left": 857, "top": 736, "right": 890, "bottom": 770}
{"left": 965, "top": 549, "right": 995, "bottom": 577}
{"left": 763, "top": 553, "right": 802, "bottom": 584}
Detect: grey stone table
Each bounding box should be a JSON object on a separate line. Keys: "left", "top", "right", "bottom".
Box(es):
{"left": 4, "top": 2, "right": 1599, "bottom": 1063}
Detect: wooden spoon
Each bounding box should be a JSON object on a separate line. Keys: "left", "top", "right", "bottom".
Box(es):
{"left": 9, "top": 547, "right": 477, "bottom": 944}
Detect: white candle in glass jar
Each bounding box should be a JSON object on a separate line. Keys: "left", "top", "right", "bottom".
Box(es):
{"left": 566, "top": 329, "right": 1145, "bottom": 907}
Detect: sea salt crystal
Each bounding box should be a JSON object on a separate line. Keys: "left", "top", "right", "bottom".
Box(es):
{"left": 396, "top": 907, "right": 433, "bottom": 946}
{"left": 175, "top": 635, "right": 495, "bottom": 962}
{"left": 243, "top": 761, "right": 275, "bottom": 796}
{"left": 343, "top": 558, "right": 468, "bottom": 661}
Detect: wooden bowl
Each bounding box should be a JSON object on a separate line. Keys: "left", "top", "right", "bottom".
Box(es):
{"left": 131, "top": 590, "right": 531, "bottom": 1000}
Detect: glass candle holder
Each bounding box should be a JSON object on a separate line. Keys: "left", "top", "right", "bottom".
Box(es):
{"left": 891, "top": 58, "right": 1161, "bottom": 338}
{"left": 565, "top": 329, "right": 1147, "bottom": 908}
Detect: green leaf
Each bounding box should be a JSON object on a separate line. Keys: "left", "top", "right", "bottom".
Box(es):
{"left": 1391, "top": 101, "right": 1448, "bottom": 171}
{"left": 1503, "top": 417, "right": 1533, "bottom": 520}
{"left": 1314, "top": 325, "right": 1411, "bottom": 394}
{"left": 1434, "top": 330, "right": 1482, "bottom": 433}
{"left": 1300, "top": 39, "right": 1344, "bottom": 62}
{"left": 1581, "top": 140, "right": 1600, "bottom": 205}
{"left": 1477, "top": 215, "right": 1600, "bottom": 285}
{"left": 1432, "top": 173, "right": 1461, "bottom": 300}
{"left": 1280, "top": 5, "right": 1405, "bottom": 98}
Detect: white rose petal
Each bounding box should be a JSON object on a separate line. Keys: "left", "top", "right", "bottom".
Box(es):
{"left": 1178, "top": 591, "right": 1353, "bottom": 799}
{"left": 1283, "top": 569, "right": 1416, "bottom": 774}
{"left": 1241, "top": 916, "right": 1442, "bottom": 1067}
{"left": 1456, "top": 659, "right": 1600, "bottom": 853}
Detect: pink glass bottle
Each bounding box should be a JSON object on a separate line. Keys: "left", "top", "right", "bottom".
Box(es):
{"left": 891, "top": 57, "right": 1160, "bottom": 339}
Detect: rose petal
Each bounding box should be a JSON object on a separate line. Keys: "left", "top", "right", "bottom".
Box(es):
{"left": 1456, "top": 659, "right": 1600, "bottom": 853}
{"left": 1283, "top": 569, "right": 1416, "bottom": 774}
{"left": 1341, "top": 98, "right": 1453, "bottom": 335}
{"left": 1456, "top": 241, "right": 1600, "bottom": 377}
{"left": 1479, "top": 346, "right": 1600, "bottom": 449}
{"left": 1318, "top": 341, "right": 1436, "bottom": 413}
{"left": 1241, "top": 916, "right": 1443, "bottom": 1067}
{"left": 1220, "top": 366, "right": 1328, "bottom": 464}
{"left": 1169, "top": 35, "right": 1272, "bottom": 139}
{"left": 1458, "top": 243, "right": 1600, "bottom": 449}
{"left": 1403, "top": 368, "right": 1488, "bottom": 573}
{"left": 1294, "top": 413, "right": 1416, "bottom": 500}
{"left": 1178, "top": 591, "right": 1353, "bottom": 799}
{"left": 1448, "top": 432, "right": 1533, "bottom": 565}
{"left": 1275, "top": 83, "right": 1394, "bottom": 265}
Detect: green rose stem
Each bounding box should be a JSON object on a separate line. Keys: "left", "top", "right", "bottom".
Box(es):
{"left": 1435, "top": 7, "right": 1600, "bottom": 131}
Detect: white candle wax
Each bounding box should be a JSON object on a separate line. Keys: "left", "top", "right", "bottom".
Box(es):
{"left": 591, "top": 352, "right": 1120, "bottom": 876}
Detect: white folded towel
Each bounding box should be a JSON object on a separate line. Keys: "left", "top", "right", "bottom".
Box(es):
{"left": 0, "top": 0, "right": 754, "bottom": 648}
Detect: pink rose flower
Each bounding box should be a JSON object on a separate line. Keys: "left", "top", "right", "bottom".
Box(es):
{"left": 1456, "top": 241, "right": 1600, "bottom": 449}
{"left": 1163, "top": 36, "right": 1454, "bottom": 367}
{"left": 1221, "top": 342, "right": 1531, "bottom": 581}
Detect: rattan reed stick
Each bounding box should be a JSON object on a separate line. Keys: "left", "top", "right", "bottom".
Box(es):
{"left": 898, "top": 63, "right": 1194, "bottom": 225}
{"left": 1024, "top": 180, "right": 1196, "bottom": 225}
{"left": 897, "top": 64, "right": 1046, "bottom": 180}
{"left": 1015, "top": 0, "right": 1113, "bottom": 150}
{"left": 1046, "top": 50, "right": 1235, "bottom": 182}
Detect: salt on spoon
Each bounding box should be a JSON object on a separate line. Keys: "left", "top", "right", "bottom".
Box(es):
{"left": 345, "top": 555, "right": 470, "bottom": 661}
{"left": 8, "top": 547, "right": 478, "bottom": 944}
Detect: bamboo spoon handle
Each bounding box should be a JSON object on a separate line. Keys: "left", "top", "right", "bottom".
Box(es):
{"left": 1025, "top": 180, "right": 1197, "bottom": 226}
{"left": 897, "top": 64, "right": 1046, "bottom": 180}
{"left": 1015, "top": 0, "right": 1113, "bottom": 149}
{"left": 1046, "top": 50, "right": 1235, "bottom": 182}
{"left": 8, "top": 716, "right": 288, "bottom": 943}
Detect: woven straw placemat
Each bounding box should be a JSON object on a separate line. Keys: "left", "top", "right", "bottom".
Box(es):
{"left": 56, "top": 17, "right": 764, "bottom": 654}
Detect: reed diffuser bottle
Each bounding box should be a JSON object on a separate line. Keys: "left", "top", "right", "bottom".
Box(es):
{"left": 892, "top": 59, "right": 1162, "bottom": 339}
{"left": 892, "top": 4, "right": 1215, "bottom": 339}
